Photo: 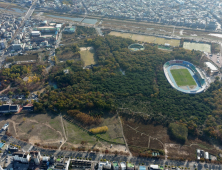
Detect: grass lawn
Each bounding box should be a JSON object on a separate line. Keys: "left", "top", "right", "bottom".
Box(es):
{"left": 183, "top": 42, "right": 211, "bottom": 53}
{"left": 170, "top": 69, "right": 196, "bottom": 86}
{"left": 109, "top": 31, "right": 180, "bottom": 47}
{"left": 80, "top": 47, "right": 96, "bottom": 66}
{"left": 64, "top": 120, "right": 97, "bottom": 145}
{"left": 94, "top": 114, "right": 125, "bottom": 144}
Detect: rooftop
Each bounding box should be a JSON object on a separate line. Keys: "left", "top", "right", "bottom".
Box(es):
{"left": 205, "top": 62, "right": 218, "bottom": 71}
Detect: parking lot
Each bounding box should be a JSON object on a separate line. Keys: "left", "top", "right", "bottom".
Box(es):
{"left": 207, "top": 53, "right": 222, "bottom": 68}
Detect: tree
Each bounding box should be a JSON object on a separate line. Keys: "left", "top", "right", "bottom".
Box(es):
{"left": 168, "top": 123, "right": 188, "bottom": 143}
{"left": 206, "top": 67, "right": 211, "bottom": 75}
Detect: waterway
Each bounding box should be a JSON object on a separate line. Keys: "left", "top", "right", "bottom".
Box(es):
{"left": 0, "top": 7, "right": 26, "bottom": 13}
{"left": 82, "top": 18, "right": 98, "bottom": 24}
{"left": 47, "top": 14, "right": 97, "bottom": 24}
{"left": 47, "top": 15, "right": 83, "bottom": 22}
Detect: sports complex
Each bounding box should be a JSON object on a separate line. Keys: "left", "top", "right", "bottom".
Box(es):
{"left": 163, "top": 60, "right": 207, "bottom": 94}
{"left": 128, "top": 43, "right": 145, "bottom": 51}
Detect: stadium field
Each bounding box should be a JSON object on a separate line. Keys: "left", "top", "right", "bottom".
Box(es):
{"left": 170, "top": 69, "right": 196, "bottom": 86}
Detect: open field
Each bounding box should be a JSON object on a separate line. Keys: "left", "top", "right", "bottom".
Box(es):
{"left": 0, "top": 113, "right": 64, "bottom": 145}
{"left": 0, "top": 112, "right": 127, "bottom": 152}
{"left": 62, "top": 114, "right": 127, "bottom": 152}
{"left": 93, "top": 114, "right": 125, "bottom": 144}
{"left": 170, "top": 69, "right": 196, "bottom": 86}
{"left": 101, "top": 19, "right": 222, "bottom": 42}
{"left": 63, "top": 119, "right": 97, "bottom": 145}
{"left": 183, "top": 42, "right": 211, "bottom": 53}
{"left": 64, "top": 113, "right": 125, "bottom": 145}
{"left": 80, "top": 47, "right": 96, "bottom": 66}
{"left": 122, "top": 118, "right": 220, "bottom": 159}
{"left": 109, "top": 31, "right": 180, "bottom": 47}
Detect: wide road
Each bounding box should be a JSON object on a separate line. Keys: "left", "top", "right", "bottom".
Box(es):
{"left": 1, "top": 135, "right": 221, "bottom": 170}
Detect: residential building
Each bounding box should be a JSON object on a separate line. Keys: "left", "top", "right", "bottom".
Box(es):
{"left": 0, "top": 104, "right": 20, "bottom": 113}
{"left": 13, "top": 152, "right": 31, "bottom": 163}
{"left": 30, "top": 151, "right": 41, "bottom": 165}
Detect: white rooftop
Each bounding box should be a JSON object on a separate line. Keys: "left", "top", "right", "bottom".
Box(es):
{"left": 205, "top": 62, "right": 218, "bottom": 71}
{"left": 150, "top": 165, "right": 159, "bottom": 169}
{"left": 31, "top": 31, "right": 40, "bottom": 34}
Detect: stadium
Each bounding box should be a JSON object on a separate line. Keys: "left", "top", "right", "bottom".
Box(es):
{"left": 163, "top": 60, "right": 207, "bottom": 94}
{"left": 128, "top": 43, "right": 145, "bottom": 51}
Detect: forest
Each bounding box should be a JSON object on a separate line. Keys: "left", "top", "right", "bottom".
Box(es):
{"left": 0, "top": 64, "right": 48, "bottom": 97}
{"left": 34, "top": 35, "right": 222, "bottom": 142}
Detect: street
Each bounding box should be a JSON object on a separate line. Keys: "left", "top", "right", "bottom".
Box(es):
{"left": 0, "top": 135, "right": 221, "bottom": 170}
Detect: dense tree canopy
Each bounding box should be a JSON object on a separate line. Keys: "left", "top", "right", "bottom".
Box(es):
{"left": 36, "top": 35, "right": 222, "bottom": 142}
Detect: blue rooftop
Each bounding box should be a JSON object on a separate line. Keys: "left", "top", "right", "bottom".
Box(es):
{"left": 0, "top": 143, "right": 5, "bottom": 149}
{"left": 139, "top": 166, "right": 146, "bottom": 170}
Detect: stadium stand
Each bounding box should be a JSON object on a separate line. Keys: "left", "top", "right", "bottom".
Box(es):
{"left": 128, "top": 43, "right": 145, "bottom": 51}
{"left": 163, "top": 60, "right": 207, "bottom": 94}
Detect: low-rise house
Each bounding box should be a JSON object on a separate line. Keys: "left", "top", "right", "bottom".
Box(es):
{"left": 49, "top": 157, "right": 70, "bottom": 170}
{"left": 139, "top": 166, "right": 146, "bottom": 170}
{"left": 127, "top": 162, "right": 135, "bottom": 170}
{"left": 7, "top": 145, "right": 18, "bottom": 152}
{"left": 22, "top": 104, "right": 34, "bottom": 111}
{"left": 205, "top": 152, "right": 209, "bottom": 160}
{"left": 70, "top": 160, "right": 91, "bottom": 169}
{"left": 120, "top": 162, "right": 126, "bottom": 170}
{"left": 113, "top": 161, "right": 119, "bottom": 170}
{"left": 150, "top": 165, "right": 159, "bottom": 170}
{"left": 197, "top": 149, "right": 200, "bottom": 160}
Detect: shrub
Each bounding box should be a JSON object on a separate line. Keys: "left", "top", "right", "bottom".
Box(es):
{"left": 168, "top": 123, "right": 188, "bottom": 143}
{"left": 89, "top": 126, "right": 108, "bottom": 134}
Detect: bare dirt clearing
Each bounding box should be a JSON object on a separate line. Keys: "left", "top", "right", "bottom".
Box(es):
{"left": 122, "top": 118, "right": 220, "bottom": 159}
{"left": 80, "top": 47, "right": 96, "bottom": 66}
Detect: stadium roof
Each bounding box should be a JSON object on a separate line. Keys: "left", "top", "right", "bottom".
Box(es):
{"left": 205, "top": 62, "right": 218, "bottom": 71}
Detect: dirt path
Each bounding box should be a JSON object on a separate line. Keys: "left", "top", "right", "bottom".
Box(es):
{"left": 126, "top": 124, "right": 164, "bottom": 147}
{"left": 117, "top": 111, "right": 132, "bottom": 157}
{"left": 126, "top": 123, "right": 172, "bottom": 159}
{"left": 8, "top": 120, "right": 17, "bottom": 137}
{"left": 164, "top": 144, "right": 168, "bottom": 160}
{"left": 58, "top": 114, "right": 67, "bottom": 150}
{"left": 28, "top": 119, "right": 64, "bottom": 139}
{"left": 0, "top": 84, "right": 11, "bottom": 94}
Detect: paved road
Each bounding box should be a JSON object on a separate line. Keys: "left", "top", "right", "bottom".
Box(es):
{"left": 1, "top": 135, "right": 222, "bottom": 170}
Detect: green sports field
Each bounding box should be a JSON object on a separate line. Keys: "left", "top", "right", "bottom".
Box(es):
{"left": 170, "top": 69, "right": 196, "bottom": 86}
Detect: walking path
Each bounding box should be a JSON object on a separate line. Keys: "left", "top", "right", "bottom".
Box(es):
{"left": 58, "top": 113, "right": 67, "bottom": 150}
{"left": 117, "top": 111, "right": 132, "bottom": 158}
{"left": 0, "top": 84, "right": 10, "bottom": 94}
